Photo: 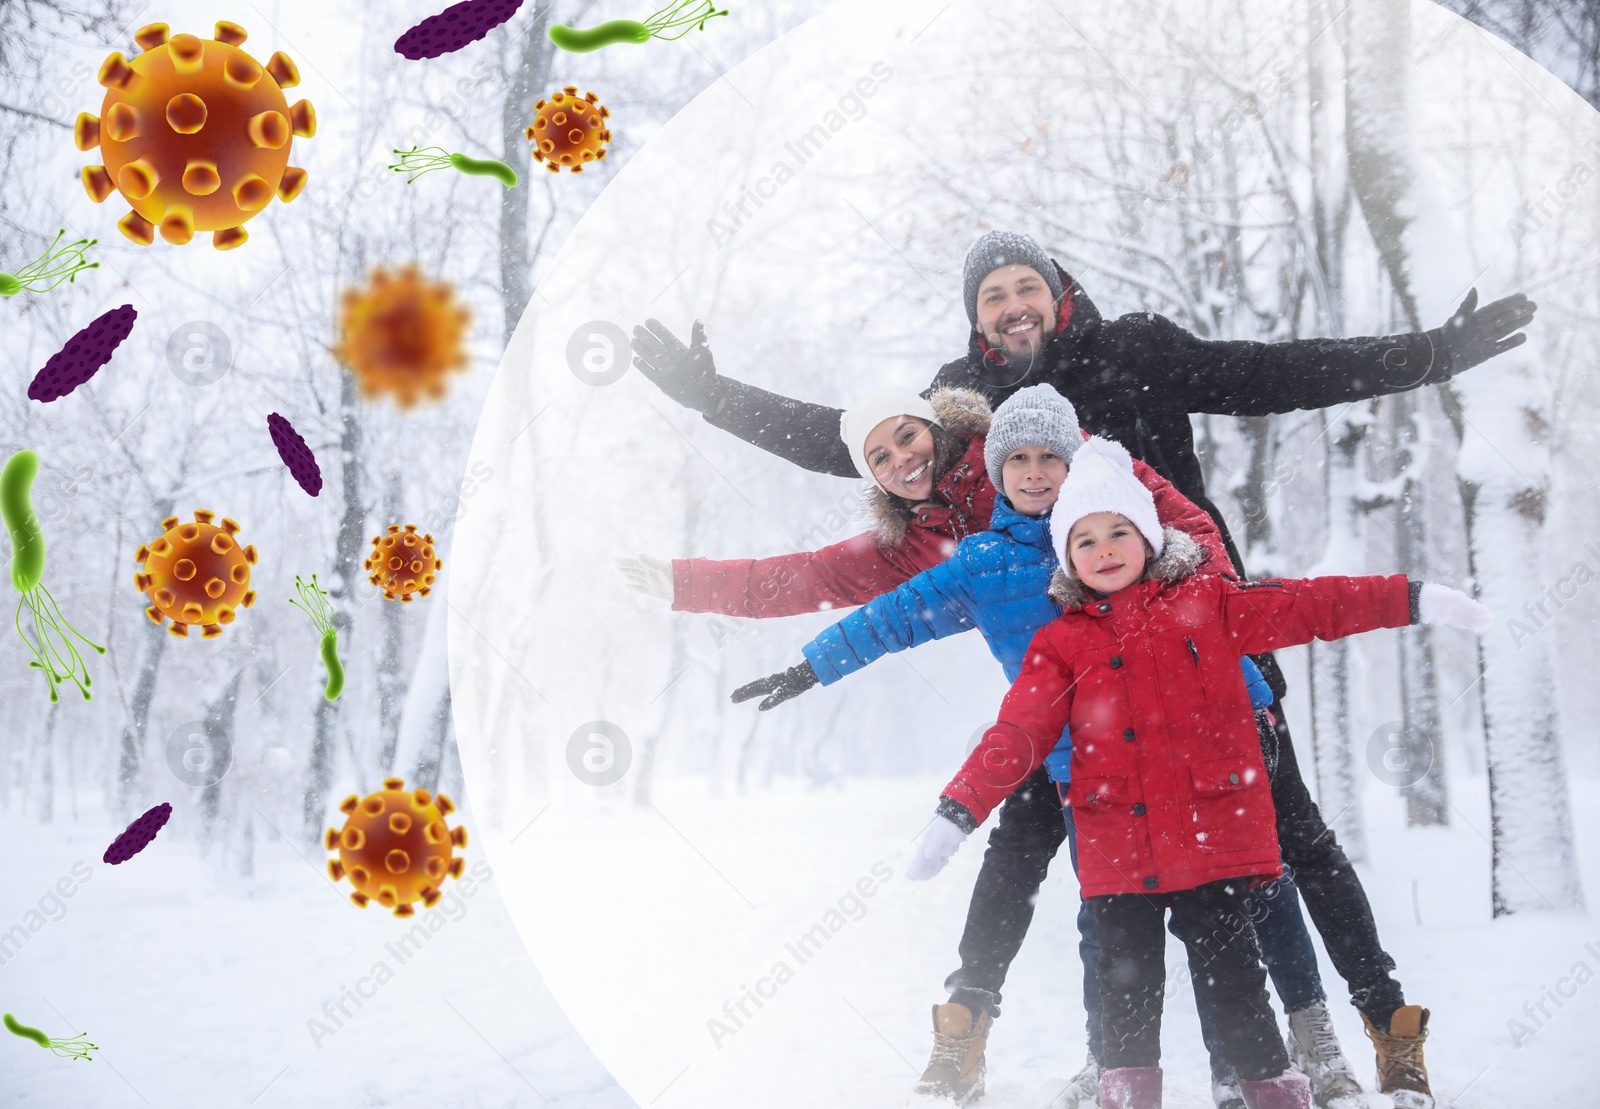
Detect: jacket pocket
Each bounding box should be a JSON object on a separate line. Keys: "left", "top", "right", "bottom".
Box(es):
{"left": 1070, "top": 775, "right": 1144, "bottom": 874}
{"left": 1187, "top": 756, "right": 1271, "bottom": 854}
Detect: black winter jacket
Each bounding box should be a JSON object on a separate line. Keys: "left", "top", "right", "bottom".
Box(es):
{"left": 701, "top": 262, "right": 1448, "bottom": 584}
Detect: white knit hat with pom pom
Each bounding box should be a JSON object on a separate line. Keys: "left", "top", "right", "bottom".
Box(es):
{"left": 1049, "top": 435, "right": 1164, "bottom": 570}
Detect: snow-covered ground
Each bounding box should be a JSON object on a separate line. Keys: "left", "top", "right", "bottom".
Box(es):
{"left": 3, "top": 768, "right": 1594, "bottom": 1106}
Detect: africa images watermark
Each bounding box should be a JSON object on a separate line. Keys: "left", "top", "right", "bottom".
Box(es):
{"left": 1506, "top": 137, "right": 1600, "bottom": 248}
{"left": 705, "top": 60, "right": 896, "bottom": 250}
{"left": 704, "top": 860, "right": 894, "bottom": 1048}
{"left": 1506, "top": 937, "right": 1600, "bottom": 1048}
{"left": 1504, "top": 537, "right": 1600, "bottom": 648}
{"left": 305, "top": 858, "right": 495, "bottom": 1049}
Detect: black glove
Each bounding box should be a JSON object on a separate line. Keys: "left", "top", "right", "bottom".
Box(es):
{"left": 630, "top": 318, "right": 722, "bottom": 413}
{"left": 1430, "top": 288, "right": 1537, "bottom": 375}
{"left": 730, "top": 661, "right": 820, "bottom": 711}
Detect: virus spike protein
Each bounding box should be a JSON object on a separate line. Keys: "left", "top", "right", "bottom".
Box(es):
{"left": 76, "top": 21, "right": 315, "bottom": 250}
{"left": 134, "top": 510, "right": 258, "bottom": 637}
{"left": 525, "top": 86, "right": 611, "bottom": 173}
{"left": 364, "top": 524, "right": 441, "bottom": 602}
{"left": 325, "top": 777, "right": 467, "bottom": 916}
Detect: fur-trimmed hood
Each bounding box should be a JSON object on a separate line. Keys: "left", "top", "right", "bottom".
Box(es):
{"left": 865, "top": 387, "right": 993, "bottom": 546}
{"left": 1046, "top": 527, "right": 1204, "bottom": 608}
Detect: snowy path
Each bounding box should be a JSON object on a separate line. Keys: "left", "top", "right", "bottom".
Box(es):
{"left": 1, "top": 772, "right": 1596, "bottom": 1106}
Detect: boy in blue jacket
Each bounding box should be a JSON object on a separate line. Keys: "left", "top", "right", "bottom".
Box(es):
{"left": 734, "top": 385, "right": 1359, "bottom": 1109}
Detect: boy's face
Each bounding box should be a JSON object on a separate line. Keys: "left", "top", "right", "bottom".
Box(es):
{"left": 1001, "top": 445, "right": 1069, "bottom": 515}
{"left": 864, "top": 415, "right": 936, "bottom": 500}
{"left": 1067, "top": 512, "right": 1151, "bottom": 594}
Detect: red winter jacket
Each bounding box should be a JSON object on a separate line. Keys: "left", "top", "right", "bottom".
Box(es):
{"left": 943, "top": 561, "right": 1413, "bottom": 898}
{"left": 672, "top": 390, "right": 1235, "bottom": 619}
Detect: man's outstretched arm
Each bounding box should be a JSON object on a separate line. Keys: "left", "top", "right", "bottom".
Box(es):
{"left": 1148, "top": 288, "right": 1537, "bottom": 417}
{"left": 631, "top": 317, "right": 861, "bottom": 478}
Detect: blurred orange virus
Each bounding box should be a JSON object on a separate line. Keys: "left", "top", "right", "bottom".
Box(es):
{"left": 75, "top": 20, "right": 315, "bottom": 250}
{"left": 364, "top": 524, "right": 441, "bottom": 602}
{"left": 134, "top": 510, "right": 258, "bottom": 637}
{"left": 334, "top": 265, "right": 471, "bottom": 407}
{"left": 525, "top": 86, "right": 611, "bottom": 173}
{"left": 326, "top": 777, "right": 467, "bottom": 917}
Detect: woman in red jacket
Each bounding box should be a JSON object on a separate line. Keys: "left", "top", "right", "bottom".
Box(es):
{"left": 917, "top": 437, "right": 1491, "bottom": 1109}
{"left": 615, "top": 385, "right": 1233, "bottom": 619}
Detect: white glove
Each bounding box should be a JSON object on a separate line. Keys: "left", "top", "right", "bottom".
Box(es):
{"left": 615, "top": 555, "right": 674, "bottom": 603}
{"left": 906, "top": 816, "right": 970, "bottom": 881}
{"left": 1417, "top": 582, "right": 1491, "bottom": 633}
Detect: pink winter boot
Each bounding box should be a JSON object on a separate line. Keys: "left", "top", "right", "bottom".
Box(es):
{"left": 1239, "top": 1069, "right": 1312, "bottom": 1109}
{"left": 1100, "top": 1065, "right": 1163, "bottom": 1109}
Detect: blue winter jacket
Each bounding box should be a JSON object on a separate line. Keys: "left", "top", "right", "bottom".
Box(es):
{"left": 799, "top": 496, "right": 1272, "bottom": 785}
{"left": 802, "top": 495, "right": 1061, "bottom": 686}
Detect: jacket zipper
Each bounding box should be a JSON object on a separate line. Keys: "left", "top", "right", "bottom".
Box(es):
{"left": 1184, "top": 635, "right": 1205, "bottom": 700}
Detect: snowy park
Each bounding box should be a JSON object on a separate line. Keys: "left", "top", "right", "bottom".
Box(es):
{"left": 3, "top": 0, "right": 1600, "bottom": 1107}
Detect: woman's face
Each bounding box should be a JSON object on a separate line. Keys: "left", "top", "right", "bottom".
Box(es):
{"left": 1067, "top": 512, "right": 1151, "bottom": 593}
{"left": 864, "top": 415, "right": 937, "bottom": 501}
{"left": 1001, "top": 445, "right": 1069, "bottom": 515}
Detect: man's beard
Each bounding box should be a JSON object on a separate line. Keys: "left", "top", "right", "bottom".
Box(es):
{"left": 981, "top": 317, "right": 1056, "bottom": 388}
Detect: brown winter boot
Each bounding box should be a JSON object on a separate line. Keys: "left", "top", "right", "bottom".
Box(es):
{"left": 914, "top": 1002, "right": 993, "bottom": 1103}
{"left": 1361, "top": 1004, "right": 1434, "bottom": 1109}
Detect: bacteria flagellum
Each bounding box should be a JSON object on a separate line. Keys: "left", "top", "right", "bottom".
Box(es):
{"left": 548, "top": 1, "right": 728, "bottom": 53}
{"left": 0, "top": 229, "right": 99, "bottom": 297}
{"left": 388, "top": 146, "right": 518, "bottom": 188}
{"left": 2, "top": 450, "right": 105, "bottom": 702}
{"left": 4, "top": 1013, "right": 97, "bottom": 1062}
{"left": 289, "top": 573, "right": 343, "bottom": 700}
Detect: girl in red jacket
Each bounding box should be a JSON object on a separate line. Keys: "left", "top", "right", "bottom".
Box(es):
{"left": 915, "top": 436, "right": 1491, "bottom": 1109}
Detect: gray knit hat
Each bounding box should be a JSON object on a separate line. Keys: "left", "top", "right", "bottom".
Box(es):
{"left": 962, "top": 231, "right": 1065, "bottom": 326}
{"left": 984, "top": 384, "right": 1082, "bottom": 491}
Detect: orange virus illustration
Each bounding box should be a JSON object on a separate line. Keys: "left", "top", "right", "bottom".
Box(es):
{"left": 75, "top": 20, "right": 315, "bottom": 250}
{"left": 334, "top": 265, "right": 471, "bottom": 407}
{"left": 525, "top": 85, "right": 610, "bottom": 173}
{"left": 364, "top": 524, "right": 441, "bottom": 602}
{"left": 134, "top": 510, "right": 258, "bottom": 637}
{"left": 325, "top": 777, "right": 467, "bottom": 917}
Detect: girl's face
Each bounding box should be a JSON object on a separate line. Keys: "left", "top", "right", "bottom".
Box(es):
{"left": 1001, "top": 445, "right": 1069, "bottom": 515}
{"left": 864, "top": 415, "right": 936, "bottom": 501}
{"left": 1068, "top": 512, "right": 1152, "bottom": 594}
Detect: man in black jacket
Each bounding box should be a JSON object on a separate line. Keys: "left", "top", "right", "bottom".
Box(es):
{"left": 630, "top": 230, "right": 1534, "bottom": 1108}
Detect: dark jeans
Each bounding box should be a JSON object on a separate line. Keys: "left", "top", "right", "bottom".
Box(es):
{"left": 944, "top": 683, "right": 1405, "bottom": 1029}
{"left": 1093, "top": 881, "right": 1290, "bottom": 1080}
{"left": 1066, "top": 808, "right": 1324, "bottom": 1072}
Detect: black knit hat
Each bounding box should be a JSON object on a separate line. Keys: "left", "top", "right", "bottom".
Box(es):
{"left": 962, "top": 231, "right": 1065, "bottom": 326}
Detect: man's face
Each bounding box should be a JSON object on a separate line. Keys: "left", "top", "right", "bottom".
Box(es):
{"left": 975, "top": 265, "right": 1057, "bottom": 362}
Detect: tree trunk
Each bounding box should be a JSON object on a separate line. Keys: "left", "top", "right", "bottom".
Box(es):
{"left": 200, "top": 668, "right": 244, "bottom": 833}
{"left": 1344, "top": 0, "right": 1582, "bottom": 913}
{"left": 115, "top": 623, "right": 169, "bottom": 815}
{"left": 1306, "top": 0, "right": 1369, "bottom": 862}
{"left": 1391, "top": 391, "right": 1448, "bottom": 825}
{"left": 303, "top": 368, "right": 364, "bottom": 841}
{"left": 375, "top": 470, "right": 407, "bottom": 769}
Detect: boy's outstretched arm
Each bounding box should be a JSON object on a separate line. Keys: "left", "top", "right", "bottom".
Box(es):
{"left": 732, "top": 555, "right": 981, "bottom": 711}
